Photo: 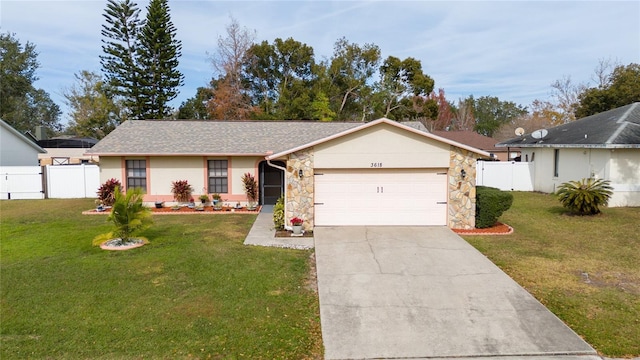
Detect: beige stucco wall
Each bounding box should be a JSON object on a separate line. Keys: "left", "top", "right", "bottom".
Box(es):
{"left": 96, "top": 155, "right": 262, "bottom": 204}
{"left": 149, "top": 157, "right": 205, "bottom": 201}
{"left": 98, "top": 157, "right": 122, "bottom": 184}
{"left": 314, "top": 123, "right": 450, "bottom": 169}
{"left": 230, "top": 157, "right": 261, "bottom": 199}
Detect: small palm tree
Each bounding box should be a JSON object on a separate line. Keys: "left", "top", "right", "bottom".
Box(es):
{"left": 556, "top": 178, "right": 613, "bottom": 215}
{"left": 93, "top": 187, "right": 153, "bottom": 246}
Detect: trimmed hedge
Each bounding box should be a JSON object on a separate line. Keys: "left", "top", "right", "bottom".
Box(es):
{"left": 476, "top": 186, "right": 513, "bottom": 228}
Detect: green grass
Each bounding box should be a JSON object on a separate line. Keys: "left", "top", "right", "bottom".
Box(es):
{"left": 1, "top": 199, "right": 321, "bottom": 359}
{"left": 464, "top": 192, "right": 640, "bottom": 357}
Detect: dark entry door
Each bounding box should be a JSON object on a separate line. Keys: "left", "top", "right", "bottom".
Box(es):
{"left": 259, "top": 161, "right": 284, "bottom": 205}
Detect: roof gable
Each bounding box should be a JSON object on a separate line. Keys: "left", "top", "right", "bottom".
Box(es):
{"left": 267, "top": 118, "right": 490, "bottom": 159}
{"left": 0, "top": 120, "right": 46, "bottom": 154}
{"left": 497, "top": 103, "right": 640, "bottom": 148}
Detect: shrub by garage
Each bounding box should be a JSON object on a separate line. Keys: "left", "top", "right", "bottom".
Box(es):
{"left": 476, "top": 186, "right": 513, "bottom": 228}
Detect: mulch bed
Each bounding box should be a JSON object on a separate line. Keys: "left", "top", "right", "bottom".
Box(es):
{"left": 83, "top": 205, "right": 261, "bottom": 215}
{"left": 452, "top": 222, "right": 513, "bottom": 235}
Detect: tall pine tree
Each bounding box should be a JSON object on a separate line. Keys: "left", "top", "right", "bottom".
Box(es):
{"left": 137, "top": 0, "right": 183, "bottom": 119}
{"left": 100, "top": 0, "right": 143, "bottom": 119}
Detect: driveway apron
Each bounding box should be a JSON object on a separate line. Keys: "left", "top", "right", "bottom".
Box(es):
{"left": 314, "top": 226, "right": 597, "bottom": 360}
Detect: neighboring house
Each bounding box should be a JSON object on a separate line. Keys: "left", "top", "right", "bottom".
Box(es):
{"left": 498, "top": 102, "right": 640, "bottom": 207}
{"left": 25, "top": 127, "right": 99, "bottom": 165}
{"left": 0, "top": 120, "right": 46, "bottom": 166}
{"left": 87, "top": 118, "right": 490, "bottom": 229}
{"left": 0, "top": 120, "right": 47, "bottom": 199}
{"left": 432, "top": 130, "right": 512, "bottom": 161}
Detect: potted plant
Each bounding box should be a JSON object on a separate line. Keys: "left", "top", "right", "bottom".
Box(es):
{"left": 291, "top": 217, "right": 304, "bottom": 235}
{"left": 188, "top": 197, "right": 196, "bottom": 209}
{"left": 171, "top": 180, "right": 193, "bottom": 204}
{"left": 199, "top": 194, "right": 209, "bottom": 205}
{"left": 213, "top": 196, "right": 224, "bottom": 210}
{"left": 154, "top": 200, "right": 164, "bottom": 208}
{"left": 242, "top": 172, "right": 259, "bottom": 211}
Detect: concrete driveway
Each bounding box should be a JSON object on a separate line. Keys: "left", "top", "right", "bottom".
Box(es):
{"left": 314, "top": 226, "right": 598, "bottom": 360}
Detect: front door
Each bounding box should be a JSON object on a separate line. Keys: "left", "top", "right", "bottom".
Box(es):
{"left": 259, "top": 161, "right": 285, "bottom": 205}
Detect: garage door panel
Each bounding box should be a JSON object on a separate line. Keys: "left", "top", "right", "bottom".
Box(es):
{"left": 315, "top": 169, "right": 447, "bottom": 226}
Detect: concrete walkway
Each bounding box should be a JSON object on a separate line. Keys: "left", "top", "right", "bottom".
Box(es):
{"left": 315, "top": 226, "right": 598, "bottom": 360}
{"left": 243, "top": 205, "right": 314, "bottom": 250}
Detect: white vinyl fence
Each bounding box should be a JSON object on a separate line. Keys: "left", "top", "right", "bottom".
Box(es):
{"left": 46, "top": 164, "right": 100, "bottom": 198}
{"left": 0, "top": 164, "right": 100, "bottom": 200}
{"left": 476, "top": 161, "right": 534, "bottom": 191}
{"left": 0, "top": 166, "right": 44, "bottom": 199}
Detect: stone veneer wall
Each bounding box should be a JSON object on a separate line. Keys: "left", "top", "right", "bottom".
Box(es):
{"left": 448, "top": 147, "right": 478, "bottom": 229}
{"left": 285, "top": 149, "right": 314, "bottom": 231}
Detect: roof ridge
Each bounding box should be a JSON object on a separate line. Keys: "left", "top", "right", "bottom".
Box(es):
{"left": 606, "top": 103, "right": 638, "bottom": 144}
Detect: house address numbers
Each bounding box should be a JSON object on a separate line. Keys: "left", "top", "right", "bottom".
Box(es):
{"left": 370, "top": 162, "right": 383, "bottom": 168}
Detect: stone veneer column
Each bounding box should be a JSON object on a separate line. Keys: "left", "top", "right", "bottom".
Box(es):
{"left": 285, "top": 149, "right": 314, "bottom": 231}
{"left": 448, "top": 147, "right": 477, "bottom": 229}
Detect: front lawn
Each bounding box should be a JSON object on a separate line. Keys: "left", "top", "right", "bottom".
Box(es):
{"left": 464, "top": 192, "right": 640, "bottom": 357}
{"left": 0, "top": 199, "right": 321, "bottom": 359}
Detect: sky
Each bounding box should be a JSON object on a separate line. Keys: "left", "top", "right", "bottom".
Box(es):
{"left": 2, "top": 0, "right": 639, "bottom": 125}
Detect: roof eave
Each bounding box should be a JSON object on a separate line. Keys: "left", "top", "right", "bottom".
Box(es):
{"left": 496, "top": 143, "right": 640, "bottom": 149}
{"left": 85, "top": 152, "right": 269, "bottom": 157}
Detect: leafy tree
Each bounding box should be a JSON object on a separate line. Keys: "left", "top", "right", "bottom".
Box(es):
{"left": 64, "top": 70, "right": 124, "bottom": 139}
{"left": 100, "top": 0, "right": 143, "bottom": 118}
{"left": 324, "top": 38, "right": 380, "bottom": 120}
{"left": 470, "top": 96, "right": 527, "bottom": 137}
{"left": 243, "top": 37, "right": 316, "bottom": 119}
{"left": 0, "top": 32, "right": 61, "bottom": 133}
{"left": 557, "top": 178, "right": 613, "bottom": 215}
{"left": 575, "top": 63, "right": 640, "bottom": 117}
{"left": 377, "top": 56, "right": 435, "bottom": 119}
{"left": 177, "top": 86, "right": 212, "bottom": 119}
{"left": 310, "top": 92, "right": 336, "bottom": 121}
{"left": 137, "top": 0, "right": 184, "bottom": 119}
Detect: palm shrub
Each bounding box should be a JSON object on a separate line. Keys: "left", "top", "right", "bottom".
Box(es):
{"left": 93, "top": 186, "right": 153, "bottom": 246}
{"left": 96, "top": 178, "right": 121, "bottom": 206}
{"left": 556, "top": 178, "right": 613, "bottom": 215}
{"left": 273, "top": 196, "right": 285, "bottom": 230}
{"left": 171, "top": 180, "right": 193, "bottom": 202}
{"left": 476, "top": 186, "right": 514, "bottom": 228}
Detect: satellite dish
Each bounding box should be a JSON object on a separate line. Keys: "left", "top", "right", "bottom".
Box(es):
{"left": 515, "top": 127, "right": 525, "bottom": 136}
{"left": 531, "top": 129, "right": 548, "bottom": 139}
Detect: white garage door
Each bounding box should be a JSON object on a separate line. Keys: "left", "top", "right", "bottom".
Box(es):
{"left": 314, "top": 169, "right": 448, "bottom": 226}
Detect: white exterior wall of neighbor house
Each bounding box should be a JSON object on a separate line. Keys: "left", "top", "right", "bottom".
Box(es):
{"left": 314, "top": 124, "right": 450, "bottom": 168}
{"left": 609, "top": 149, "right": 640, "bottom": 207}
{"left": 521, "top": 147, "right": 639, "bottom": 207}
{"left": 0, "top": 126, "right": 42, "bottom": 166}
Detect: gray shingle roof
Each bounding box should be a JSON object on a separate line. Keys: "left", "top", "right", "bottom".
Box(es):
{"left": 497, "top": 102, "right": 640, "bottom": 148}
{"left": 87, "top": 120, "right": 366, "bottom": 155}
